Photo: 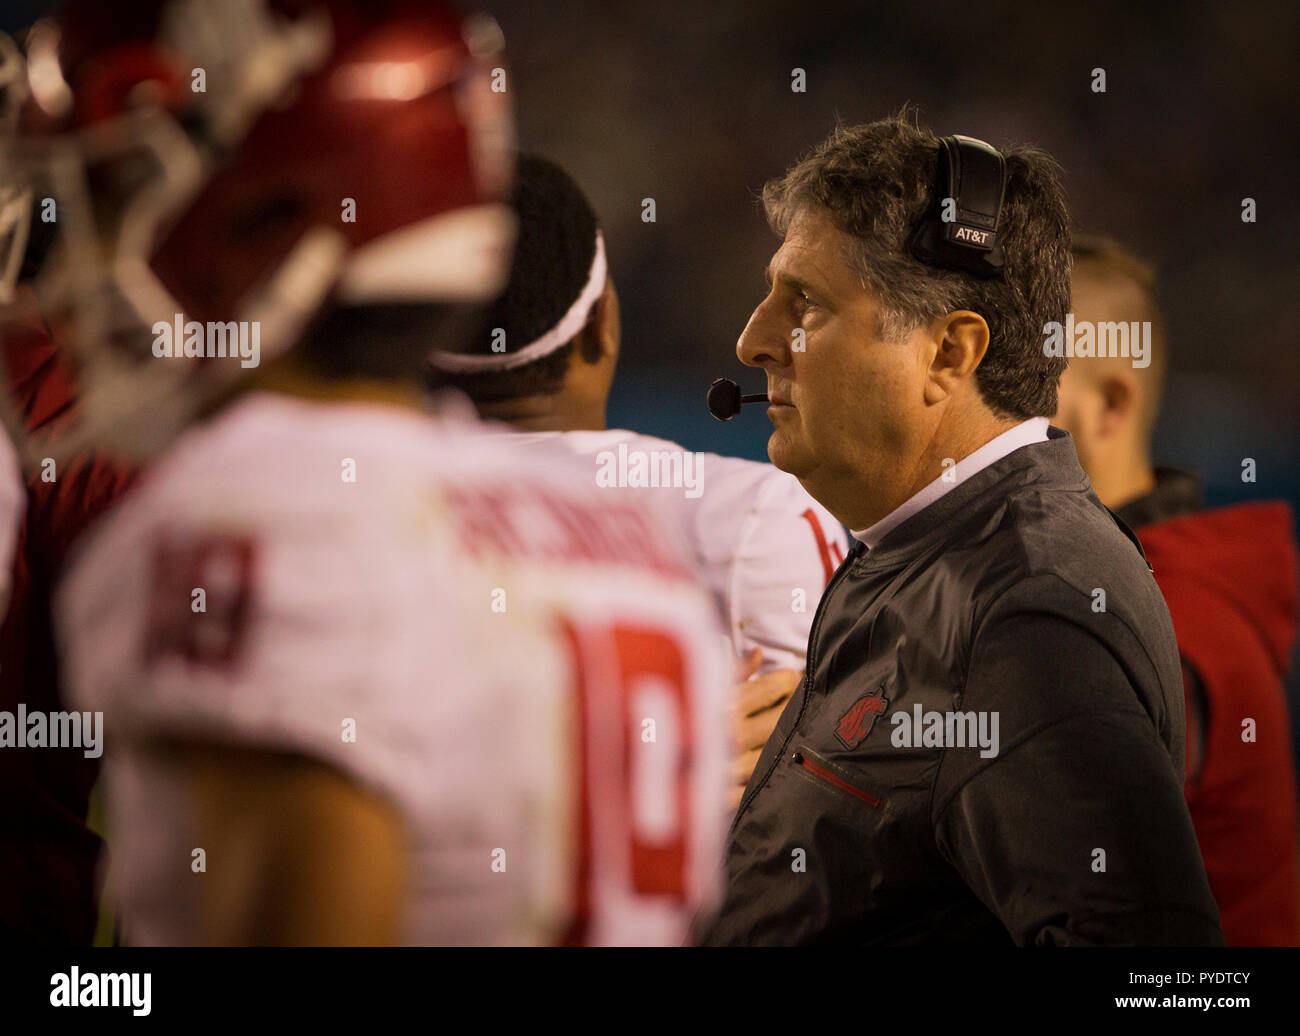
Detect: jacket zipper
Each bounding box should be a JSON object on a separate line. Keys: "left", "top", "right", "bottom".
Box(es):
{"left": 731, "top": 538, "right": 866, "bottom": 826}
{"left": 792, "top": 749, "right": 884, "bottom": 809}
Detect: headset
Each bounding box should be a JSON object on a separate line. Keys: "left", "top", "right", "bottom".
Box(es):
{"left": 908, "top": 134, "right": 1007, "bottom": 279}
{"left": 708, "top": 134, "right": 1007, "bottom": 420}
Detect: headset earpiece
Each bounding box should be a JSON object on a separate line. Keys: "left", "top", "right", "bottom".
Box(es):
{"left": 909, "top": 134, "right": 1007, "bottom": 279}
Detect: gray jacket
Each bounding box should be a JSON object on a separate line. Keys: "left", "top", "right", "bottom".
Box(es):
{"left": 703, "top": 429, "right": 1224, "bottom": 946}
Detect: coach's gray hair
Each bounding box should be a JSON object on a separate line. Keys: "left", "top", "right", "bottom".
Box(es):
{"left": 761, "top": 109, "right": 1071, "bottom": 419}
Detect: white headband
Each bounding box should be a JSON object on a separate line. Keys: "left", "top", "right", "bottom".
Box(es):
{"left": 430, "top": 229, "right": 607, "bottom": 372}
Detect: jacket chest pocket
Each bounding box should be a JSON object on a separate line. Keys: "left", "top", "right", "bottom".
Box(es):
{"left": 790, "top": 745, "right": 886, "bottom": 810}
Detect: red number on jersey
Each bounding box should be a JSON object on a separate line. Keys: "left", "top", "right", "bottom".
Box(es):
{"left": 559, "top": 618, "right": 694, "bottom": 944}
{"left": 144, "top": 535, "right": 257, "bottom": 669}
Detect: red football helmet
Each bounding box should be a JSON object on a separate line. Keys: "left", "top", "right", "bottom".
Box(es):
{"left": 1, "top": 0, "right": 514, "bottom": 458}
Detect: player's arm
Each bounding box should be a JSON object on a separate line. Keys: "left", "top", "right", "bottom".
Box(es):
{"left": 729, "top": 476, "right": 848, "bottom": 671}
{"left": 177, "top": 742, "right": 408, "bottom": 946}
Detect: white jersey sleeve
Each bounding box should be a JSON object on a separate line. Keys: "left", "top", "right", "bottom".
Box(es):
{"left": 521, "top": 429, "right": 848, "bottom": 673}
{"left": 701, "top": 460, "right": 848, "bottom": 673}
{"left": 0, "top": 433, "right": 23, "bottom": 614}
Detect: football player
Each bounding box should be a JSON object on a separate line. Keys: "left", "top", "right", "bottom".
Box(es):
{"left": 6, "top": 0, "right": 729, "bottom": 945}
{"left": 0, "top": 28, "right": 141, "bottom": 946}
{"left": 428, "top": 153, "right": 849, "bottom": 803}
{"left": 0, "top": 29, "right": 29, "bottom": 615}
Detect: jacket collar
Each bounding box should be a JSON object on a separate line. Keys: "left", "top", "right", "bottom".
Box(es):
{"left": 853, "top": 426, "right": 1111, "bottom": 568}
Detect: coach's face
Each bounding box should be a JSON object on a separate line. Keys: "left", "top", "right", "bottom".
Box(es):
{"left": 737, "top": 208, "right": 934, "bottom": 519}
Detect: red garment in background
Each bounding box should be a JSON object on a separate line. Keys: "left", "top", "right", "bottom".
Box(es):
{"left": 1138, "top": 502, "right": 1300, "bottom": 946}
{"left": 0, "top": 291, "right": 137, "bottom": 944}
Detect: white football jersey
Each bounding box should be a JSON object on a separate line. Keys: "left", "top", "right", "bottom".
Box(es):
{"left": 513, "top": 429, "right": 848, "bottom": 673}
{"left": 0, "top": 432, "right": 22, "bottom": 614}
{"left": 57, "top": 393, "right": 729, "bottom": 946}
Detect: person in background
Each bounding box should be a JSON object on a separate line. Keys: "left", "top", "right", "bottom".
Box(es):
{"left": 1054, "top": 234, "right": 1300, "bottom": 946}
{"left": 429, "top": 153, "right": 848, "bottom": 805}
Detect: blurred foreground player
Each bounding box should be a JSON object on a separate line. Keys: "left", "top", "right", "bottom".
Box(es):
{"left": 0, "top": 87, "right": 20, "bottom": 605}
{"left": 11, "top": 0, "right": 729, "bottom": 945}
{"left": 430, "top": 153, "right": 847, "bottom": 804}
{"left": 0, "top": 288, "right": 138, "bottom": 945}
{"left": 0, "top": 164, "right": 21, "bottom": 614}
{"left": 1054, "top": 235, "right": 1300, "bottom": 946}
{"left": 0, "top": 31, "right": 139, "bottom": 945}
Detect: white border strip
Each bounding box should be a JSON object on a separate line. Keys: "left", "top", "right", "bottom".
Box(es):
{"left": 430, "top": 229, "right": 607, "bottom": 372}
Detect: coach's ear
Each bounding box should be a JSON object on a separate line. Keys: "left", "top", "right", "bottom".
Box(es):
{"left": 923, "top": 310, "right": 989, "bottom": 405}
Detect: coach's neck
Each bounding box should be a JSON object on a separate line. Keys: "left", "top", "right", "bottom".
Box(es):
{"left": 820, "top": 401, "right": 1020, "bottom": 535}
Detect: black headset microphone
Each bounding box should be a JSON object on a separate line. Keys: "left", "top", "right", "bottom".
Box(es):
{"left": 706, "top": 134, "right": 1008, "bottom": 421}
{"left": 706, "top": 378, "right": 767, "bottom": 421}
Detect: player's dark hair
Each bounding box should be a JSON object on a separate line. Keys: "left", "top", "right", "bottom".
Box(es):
{"left": 428, "top": 153, "right": 603, "bottom": 403}
{"left": 762, "top": 108, "right": 1071, "bottom": 419}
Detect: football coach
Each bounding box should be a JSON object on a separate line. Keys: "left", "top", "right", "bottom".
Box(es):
{"left": 702, "top": 113, "right": 1223, "bottom": 946}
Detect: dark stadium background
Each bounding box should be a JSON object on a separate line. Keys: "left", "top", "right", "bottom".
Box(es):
{"left": 5, "top": 0, "right": 1299, "bottom": 744}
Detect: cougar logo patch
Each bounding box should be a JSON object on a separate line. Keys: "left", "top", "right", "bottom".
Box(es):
{"left": 835, "top": 687, "right": 889, "bottom": 749}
